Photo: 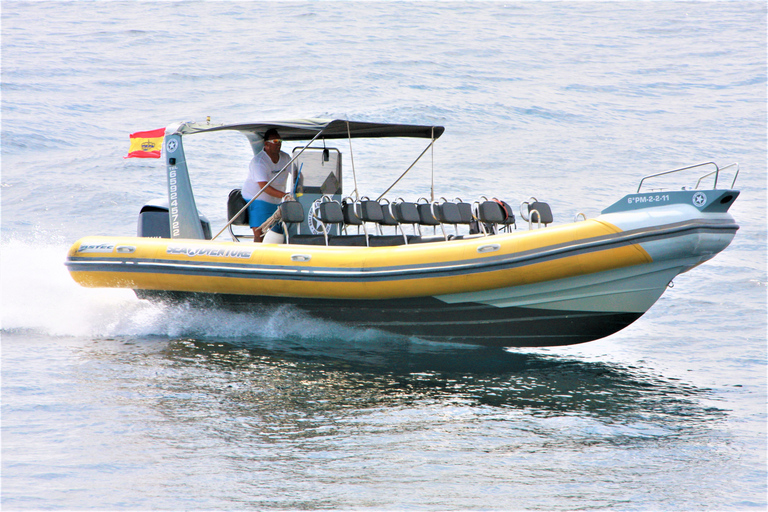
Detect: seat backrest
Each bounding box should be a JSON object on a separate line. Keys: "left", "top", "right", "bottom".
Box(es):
{"left": 477, "top": 201, "right": 506, "bottom": 223}
{"left": 457, "top": 202, "right": 474, "bottom": 224}
{"left": 529, "top": 201, "right": 553, "bottom": 225}
{"left": 379, "top": 202, "right": 399, "bottom": 226}
{"left": 417, "top": 203, "right": 440, "bottom": 226}
{"left": 437, "top": 202, "right": 463, "bottom": 224}
{"left": 360, "top": 200, "right": 384, "bottom": 223}
{"left": 342, "top": 201, "right": 363, "bottom": 225}
{"left": 318, "top": 201, "right": 344, "bottom": 224}
{"left": 495, "top": 199, "right": 516, "bottom": 226}
{"left": 393, "top": 202, "right": 421, "bottom": 224}
{"left": 227, "top": 189, "right": 249, "bottom": 226}
{"left": 279, "top": 201, "right": 305, "bottom": 224}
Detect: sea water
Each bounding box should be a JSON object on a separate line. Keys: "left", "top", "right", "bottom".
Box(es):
{"left": 2, "top": 2, "right": 766, "bottom": 509}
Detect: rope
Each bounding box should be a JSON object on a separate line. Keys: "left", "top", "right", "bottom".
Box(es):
{"left": 258, "top": 195, "right": 295, "bottom": 234}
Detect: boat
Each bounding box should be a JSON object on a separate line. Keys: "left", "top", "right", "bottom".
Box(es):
{"left": 65, "top": 118, "right": 741, "bottom": 347}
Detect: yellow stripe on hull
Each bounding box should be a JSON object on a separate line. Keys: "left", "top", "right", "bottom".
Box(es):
{"left": 67, "top": 219, "right": 652, "bottom": 300}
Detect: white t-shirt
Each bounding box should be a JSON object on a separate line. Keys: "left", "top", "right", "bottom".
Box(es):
{"left": 242, "top": 150, "right": 292, "bottom": 204}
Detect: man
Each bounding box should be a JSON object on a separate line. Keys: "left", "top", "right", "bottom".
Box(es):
{"left": 242, "top": 128, "right": 291, "bottom": 242}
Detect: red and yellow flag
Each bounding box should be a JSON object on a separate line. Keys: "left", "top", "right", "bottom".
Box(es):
{"left": 125, "top": 128, "right": 165, "bottom": 158}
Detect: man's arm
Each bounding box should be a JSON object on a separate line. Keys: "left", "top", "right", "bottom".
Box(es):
{"left": 257, "top": 182, "right": 287, "bottom": 199}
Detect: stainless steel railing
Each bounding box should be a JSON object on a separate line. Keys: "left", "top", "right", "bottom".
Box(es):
{"left": 636, "top": 161, "right": 739, "bottom": 193}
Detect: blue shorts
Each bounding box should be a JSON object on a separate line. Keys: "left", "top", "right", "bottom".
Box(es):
{"left": 247, "top": 199, "right": 283, "bottom": 233}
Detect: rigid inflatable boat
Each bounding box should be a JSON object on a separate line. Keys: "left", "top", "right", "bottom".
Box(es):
{"left": 66, "top": 119, "right": 740, "bottom": 347}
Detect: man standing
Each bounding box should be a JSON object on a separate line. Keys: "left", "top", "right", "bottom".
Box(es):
{"left": 242, "top": 128, "right": 291, "bottom": 242}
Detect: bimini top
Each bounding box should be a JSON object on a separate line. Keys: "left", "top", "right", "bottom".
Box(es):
{"left": 171, "top": 118, "right": 445, "bottom": 141}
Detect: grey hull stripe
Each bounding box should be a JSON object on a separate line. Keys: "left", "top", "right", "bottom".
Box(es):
{"left": 66, "top": 219, "right": 738, "bottom": 283}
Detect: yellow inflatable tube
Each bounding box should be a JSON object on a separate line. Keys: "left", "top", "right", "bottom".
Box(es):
{"left": 66, "top": 219, "right": 652, "bottom": 300}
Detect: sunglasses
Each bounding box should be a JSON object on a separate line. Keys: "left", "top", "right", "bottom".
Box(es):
{"left": 265, "top": 139, "right": 282, "bottom": 144}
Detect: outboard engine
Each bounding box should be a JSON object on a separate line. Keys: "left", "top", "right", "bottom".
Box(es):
{"left": 138, "top": 198, "right": 212, "bottom": 239}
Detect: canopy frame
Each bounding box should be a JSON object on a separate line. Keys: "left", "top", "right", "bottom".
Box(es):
{"left": 163, "top": 118, "right": 445, "bottom": 240}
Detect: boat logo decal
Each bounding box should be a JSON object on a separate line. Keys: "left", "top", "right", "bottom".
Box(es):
{"left": 166, "top": 245, "right": 254, "bottom": 259}
{"left": 692, "top": 192, "right": 707, "bottom": 208}
{"left": 77, "top": 243, "right": 115, "bottom": 253}
{"left": 166, "top": 138, "right": 178, "bottom": 153}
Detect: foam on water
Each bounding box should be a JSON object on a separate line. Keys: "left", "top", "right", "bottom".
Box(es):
{"left": 0, "top": 238, "right": 387, "bottom": 343}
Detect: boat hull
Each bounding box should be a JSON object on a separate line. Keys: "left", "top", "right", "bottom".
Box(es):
{"left": 136, "top": 289, "right": 643, "bottom": 347}
{"left": 66, "top": 197, "right": 738, "bottom": 347}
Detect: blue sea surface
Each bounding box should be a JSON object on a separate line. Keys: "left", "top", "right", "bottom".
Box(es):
{"left": 2, "top": 2, "right": 766, "bottom": 510}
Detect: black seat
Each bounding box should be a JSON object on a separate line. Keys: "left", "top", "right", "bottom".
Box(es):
{"left": 376, "top": 200, "right": 407, "bottom": 244}
{"left": 476, "top": 201, "right": 506, "bottom": 235}
{"left": 493, "top": 199, "right": 516, "bottom": 232}
{"left": 227, "top": 189, "right": 249, "bottom": 225}
{"left": 278, "top": 201, "right": 305, "bottom": 244}
{"left": 417, "top": 202, "right": 440, "bottom": 226}
{"left": 529, "top": 201, "right": 553, "bottom": 226}
{"left": 359, "top": 200, "right": 384, "bottom": 243}
{"left": 342, "top": 199, "right": 382, "bottom": 245}
{"left": 290, "top": 199, "right": 346, "bottom": 245}
{"left": 379, "top": 201, "right": 399, "bottom": 228}
{"left": 436, "top": 201, "right": 475, "bottom": 238}
{"left": 436, "top": 202, "right": 462, "bottom": 225}
{"left": 360, "top": 200, "right": 384, "bottom": 223}
{"left": 342, "top": 199, "right": 363, "bottom": 228}
{"left": 456, "top": 202, "right": 473, "bottom": 224}
{"left": 392, "top": 201, "right": 422, "bottom": 238}
{"left": 520, "top": 198, "right": 553, "bottom": 228}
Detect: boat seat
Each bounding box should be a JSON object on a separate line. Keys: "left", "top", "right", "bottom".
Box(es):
{"left": 279, "top": 200, "right": 305, "bottom": 244}
{"left": 342, "top": 199, "right": 363, "bottom": 227}
{"left": 520, "top": 198, "right": 553, "bottom": 228}
{"left": 393, "top": 201, "right": 420, "bottom": 224}
{"left": 317, "top": 201, "right": 344, "bottom": 244}
{"left": 279, "top": 200, "right": 305, "bottom": 224}
{"left": 341, "top": 199, "right": 368, "bottom": 239}
{"left": 496, "top": 199, "right": 517, "bottom": 232}
{"left": 476, "top": 200, "right": 506, "bottom": 235}
{"left": 379, "top": 201, "right": 399, "bottom": 227}
{"left": 289, "top": 198, "right": 346, "bottom": 245}
{"left": 406, "top": 235, "right": 446, "bottom": 244}
{"left": 376, "top": 200, "right": 408, "bottom": 244}
{"left": 436, "top": 201, "right": 475, "bottom": 238}
{"left": 342, "top": 198, "right": 384, "bottom": 245}
{"left": 227, "top": 189, "right": 249, "bottom": 225}
{"left": 288, "top": 234, "right": 330, "bottom": 245}
{"left": 328, "top": 235, "right": 368, "bottom": 246}
{"left": 287, "top": 199, "right": 369, "bottom": 246}
{"left": 457, "top": 202, "right": 474, "bottom": 224}
{"left": 478, "top": 201, "right": 506, "bottom": 223}
{"left": 436, "top": 202, "right": 463, "bottom": 225}
{"left": 417, "top": 199, "right": 447, "bottom": 239}
{"left": 529, "top": 201, "right": 553, "bottom": 226}
{"left": 367, "top": 235, "right": 408, "bottom": 247}
{"left": 359, "top": 199, "right": 384, "bottom": 243}
{"left": 417, "top": 202, "right": 440, "bottom": 226}
{"left": 360, "top": 200, "right": 384, "bottom": 223}
{"left": 392, "top": 201, "right": 422, "bottom": 238}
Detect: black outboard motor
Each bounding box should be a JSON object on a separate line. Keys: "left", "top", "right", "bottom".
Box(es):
{"left": 138, "top": 198, "right": 212, "bottom": 239}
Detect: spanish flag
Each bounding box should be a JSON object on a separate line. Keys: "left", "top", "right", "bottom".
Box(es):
{"left": 125, "top": 128, "right": 165, "bottom": 158}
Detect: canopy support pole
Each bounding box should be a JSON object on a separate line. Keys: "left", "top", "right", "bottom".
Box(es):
{"left": 430, "top": 127, "right": 435, "bottom": 202}
{"left": 346, "top": 120, "right": 360, "bottom": 200}
{"left": 375, "top": 137, "right": 437, "bottom": 202}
